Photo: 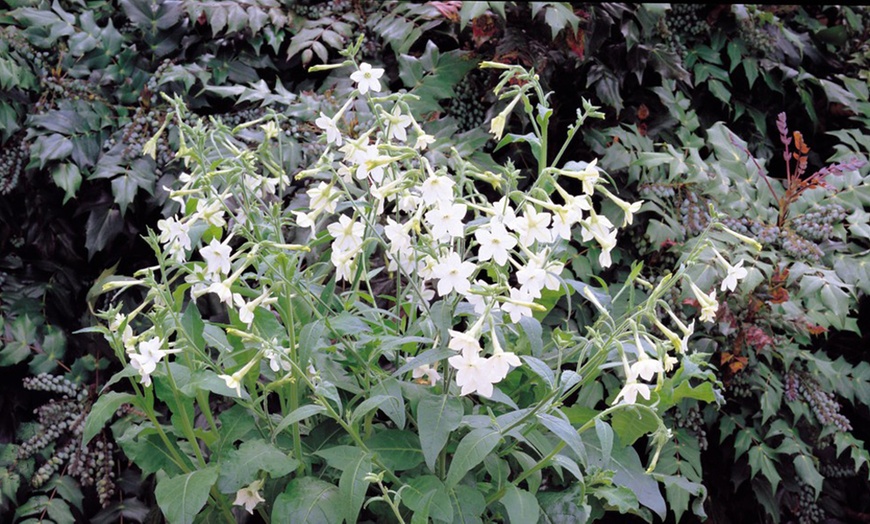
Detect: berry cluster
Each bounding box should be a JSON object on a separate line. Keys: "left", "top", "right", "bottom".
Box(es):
{"left": 639, "top": 182, "right": 678, "bottom": 200}
{"left": 781, "top": 230, "right": 824, "bottom": 262}
{"left": 720, "top": 216, "right": 780, "bottom": 245}
{"left": 677, "top": 192, "right": 710, "bottom": 236}
{"left": 791, "top": 204, "right": 846, "bottom": 242}
{"left": 674, "top": 406, "right": 708, "bottom": 450}
{"left": 787, "top": 372, "right": 852, "bottom": 432}
{"left": 15, "top": 374, "right": 117, "bottom": 506}
{"left": 288, "top": 0, "right": 352, "bottom": 20}
{"left": 737, "top": 6, "right": 777, "bottom": 57}
{"left": 820, "top": 460, "right": 856, "bottom": 479}
{"left": 447, "top": 70, "right": 490, "bottom": 133}
{"left": 666, "top": 5, "right": 709, "bottom": 40}
{"left": 0, "top": 136, "right": 28, "bottom": 195}
{"left": 793, "top": 481, "right": 825, "bottom": 524}
{"left": 728, "top": 370, "right": 754, "bottom": 398}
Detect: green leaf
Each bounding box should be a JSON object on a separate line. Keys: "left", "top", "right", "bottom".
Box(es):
{"left": 793, "top": 454, "right": 824, "bottom": 499}
{"left": 537, "top": 485, "right": 590, "bottom": 523}
{"left": 51, "top": 163, "right": 82, "bottom": 203}
{"left": 85, "top": 207, "right": 123, "bottom": 258}
{"left": 417, "top": 392, "right": 463, "bottom": 472}
{"left": 402, "top": 476, "right": 453, "bottom": 524}
{"left": 155, "top": 467, "right": 219, "bottom": 524}
{"left": 273, "top": 404, "right": 327, "bottom": 437}
{"left": 747, "top": 445, "right": 780, "bottom": 493}
{"left": 446, "top": 427, "right": 501, "bottom": 488}
{"left": 365, "top": 430, "right": 424, "bottom": 472}
{"left": 315, "top": 445, "right": 366, "bottom": 471}
{"left": 339, "top": 450, "right": 371, "bottom": 524}
{"left": 500, "top": 484, "right": 540, "bottom": 523}
{"left": 32, "top": 133, "right": 73, "bottom": 168}
{"left": 538, "top": 413, "right": 587, "bottom": 465}
{"left": 370, "top": 378, "right": 406, "bottom": 429}
{"left": 272, "top": 477, "right": 342, "bottom": 524}
{"left": 592, "top": 484, "right": 640, "bottom": 514}
{"left": 217, "top": 439, "right": 297, "bottom": 493}
{"left": 611, "top": 407, "right": 659, "bottom": 445}
{"left": 83, "top": 392, "right": 137, "bottom": 446}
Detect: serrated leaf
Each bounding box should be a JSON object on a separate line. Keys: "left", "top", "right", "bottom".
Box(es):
{"left": 155, "top": 467, "right": 218, "bottom": 524}
{"left": 793, "top": 454, "right": 824, "bottom": 499}
{"left": 51, "top": 163, "right": 82, "bottom": 203}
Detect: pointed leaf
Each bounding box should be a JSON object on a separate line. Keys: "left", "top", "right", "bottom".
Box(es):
{"left": 418, "top": 392, "right": 463, "bottom": 472}
{"left": 155, "top": 467, "right": 219, "bottom": 524}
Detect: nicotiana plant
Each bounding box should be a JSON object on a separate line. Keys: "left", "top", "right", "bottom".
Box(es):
{"left": 82, "top": 39, "right": 755, "bottom": 523}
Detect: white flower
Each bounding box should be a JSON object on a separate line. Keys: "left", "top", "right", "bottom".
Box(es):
{"left": 196, "top": 199, "right": 226, "bottom": 229}
{"left": 448, "top": 347, "right": 496, "bottom": 397}
{"left": 308, "top": 181, "right": 339, "bottom": 214}
{"left": 689, "top": 281, "right": 719, "bottom": 323}
{"left": 412, "top": 364, "right": 441, "bottom": 386}
{"left": 200, "top": 238, "right": 232, "bottom": 278}
{"left": 234, "top": 479, "right": 265, "bottom": 514}
{"left": 219, "top": 359, "right": 257, "bottom": 397}
{"left": 629, "top": 359, "right": 664, "bottom": 382}
{"left": 448, "top": 329, "right": 483, "bottom": 353}
{"left": 185, "top": 263, "right": 210, "bottom": 299}
{"left": 233, "top": 290, "right": 275, "bottom": 327}
{"left": 719, "top": 257, "right": 748, "bottom": 293}
{"left": 507, "top": 205, "right": 552, "bottom": 246}
{"left": 613, "top": 381, "right": 651, "bottom": 405}
{"left": 549, "top": 205, "right": 580, "bottom": 241}
{"left": 157, "top": 216, "right": 191, "bottom": 263}
{"left": 315, "top": 112, "right": 343, "bottom": 146}
{"left": 501, "top": 286, "right": 536, "bottom": 323}
{"left": 386, "top": 106, "right": 413, "bottom": 142}
{"left": 327, "top": 215, "right": 365, "bottom": 253}
{"left": 350, "top": 62, "right": 385, "bottom": 95}
{"left": 129, "top": 337, "right": 171, "bottom": 387}
{"left": 424, "top": 202, "right": 467, "bottom": 241}
{"left": 331, "top": 249, "right": 357, "bottom": 282}
{"left": 383, "top": 218, "right": 412, "bottom": 254}
{"left": 433, "top": 252, "right": 476, "bottom": 296}
{"left": 475, "top": 221, "right": 517, "bottom": 266}
{"left": 491, "top": 197, "right": 517, "bottom": 227}
{"left": 414, "top": 132, "right": 435, "bottom": 150}
{"left": 487, "top": 330, "right": 522, "bottom": 382}
{"left": 420, "top": 175, "right": 455, "bottom": 206}
{"left": 207, "top": 279, "right": 235, "bottom": 305}
{"left": 560, "top": 159, "right": 600, "bottom": 195}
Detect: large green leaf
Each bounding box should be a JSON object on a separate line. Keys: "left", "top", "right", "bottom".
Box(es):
{"left": 446, "top": 427, "right": 501, "bottom": 488}
{"left": 272, "top": 477, "right": 342, "bottom": 524}
{"left": 155, "top": 467, "right": 219, "bottom": 524}
{"left": 83, "top": 391, "right": 137, "bottom": 446}
{"left": 365, "top": 429, "right": 424, "bottom": 471}
{"left": 500, "top": 484, "right": 540, "bottom": 523}
{"left": 217, "top": 439, "right": 298, "bottom": 493}
{"left": 417, "top": 392, "right": 463, "bottom": 472}
{"left": 339, "top": 450, "right": 372, "bottom": 524}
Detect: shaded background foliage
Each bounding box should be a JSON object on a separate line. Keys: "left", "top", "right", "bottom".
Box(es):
{"left": 1, "top": 1, "right": 870, "bottom": 522}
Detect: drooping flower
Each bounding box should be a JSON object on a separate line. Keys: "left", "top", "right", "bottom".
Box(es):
{"left": 315, "top": 112, "right": 343, "bottom": 146}
{"left": 448, "top": 329, "right": 483, "bottom": 353}
{"left": 613, "top": 381, "right": 651, "bottom": 405}
{"left": 487, "top": 329, "right": 522, "bottom": 381}
{"left": 630, "top": 359, "right": 664, "bottom": 383}
{"left": 350, "top": 62, "right": 385, "bottom": 95}
{"left": 412, "top": 364, "right": 441, "bottom": 386}
{"left": 689, "top": 281, "right": 719, "bottom": 323}
{"left": 234, "top": 479, "right": 265, "bottom": 514}
{"left": 448, "top": 347, "right": 496, "bottom": 397}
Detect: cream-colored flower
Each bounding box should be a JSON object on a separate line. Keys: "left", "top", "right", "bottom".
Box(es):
{"left": 234, "top": 479, "right": 265, "bottom": 514}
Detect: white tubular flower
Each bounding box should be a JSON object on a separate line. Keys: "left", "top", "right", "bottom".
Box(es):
{"left": 233, "top": 289, "right": 276, "bottom": 327}
{"left": 327, "top": 214, "right": 365, "bottom": 253}
{"left": 308, "top": 181, "right": 339, "bottom": 214}
{"left": 424, "top": 202, "right": 467, "bottom": 241}
{"left": 599, "top": 186, "right": 642, "bottom": 227}
{"left": 412, "top": 364, "right": 441, "bottom": 386}
{"left": 315, "top": 112, "right": 343, "bottom": 146}
{"left": 433, "top": 252, "right": 476, "bottom": 296}
{"left": 331, "top": 249, "right": 357, "bottom": 282}
{"left": 200, "top": 238, "right": 232, "bottom": 278}
{"left": 491, "top": 196, "right": 517, "bottom": 226}
{"left": 234, "top": 480, "right": 265, "bottom": 514}
{"left": 489, "top": 95, "right": 521, "bottom": 141}
{"left": 550, "top": 205, "right": 580, "bottom": 241}
{"left": 196, "top": 199, "right": 226, "bottom": 229}
{"left": 219, "top": 358, "right": 258, "bottom": 397}
{"left": 448, "top": 329, "right": 483, "bottom": 353}
{"left": 158, "top": 216, "right": 191, "bottom": 250}
{"left": 129, "top": 337, "right": 173, "bottom": 387}
{"left": 487, "top": 328, "right": 522, "bottom": 382}
{"left": 414, "top": 132, "right": 435, "bottom": 150}
{"left": 420, "top": 174, "right": 456, "bottom": 206}
{"left": 630, "top": 358, "right": 664, "bottom": 383}
{"left": 689, "top": 281, "right": 719, "bottom": 323}
{"left": 475, "top": 221, "right": 517, "bottom": 266}
{"left": 653, "top": 317, "right": 690, "bottom": 355}
{"left": 501, "top": 286, "right": 537, "bottom": 323}
{"left": 383, "top": 217, "right": 412, "bottom": 254}
{"left": 714, "top": 250, "right": 749, "bottom": 293}
{"left": 386, "top": 106, "right": 413, "bottom": 142}
{"left": 507, "top": 205, "right": 552, "bottom": 246}
{"left": 448, "top": 347, "right": 496, "bottom": 398}
{"left": 613, "top": 381, "right": 651, "bottom": 405}
{"left": 207, "top": 279, "right": 235, "bottom": 305}
{"left": 350, "top": 62, "right": 385, "bottom": 94}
